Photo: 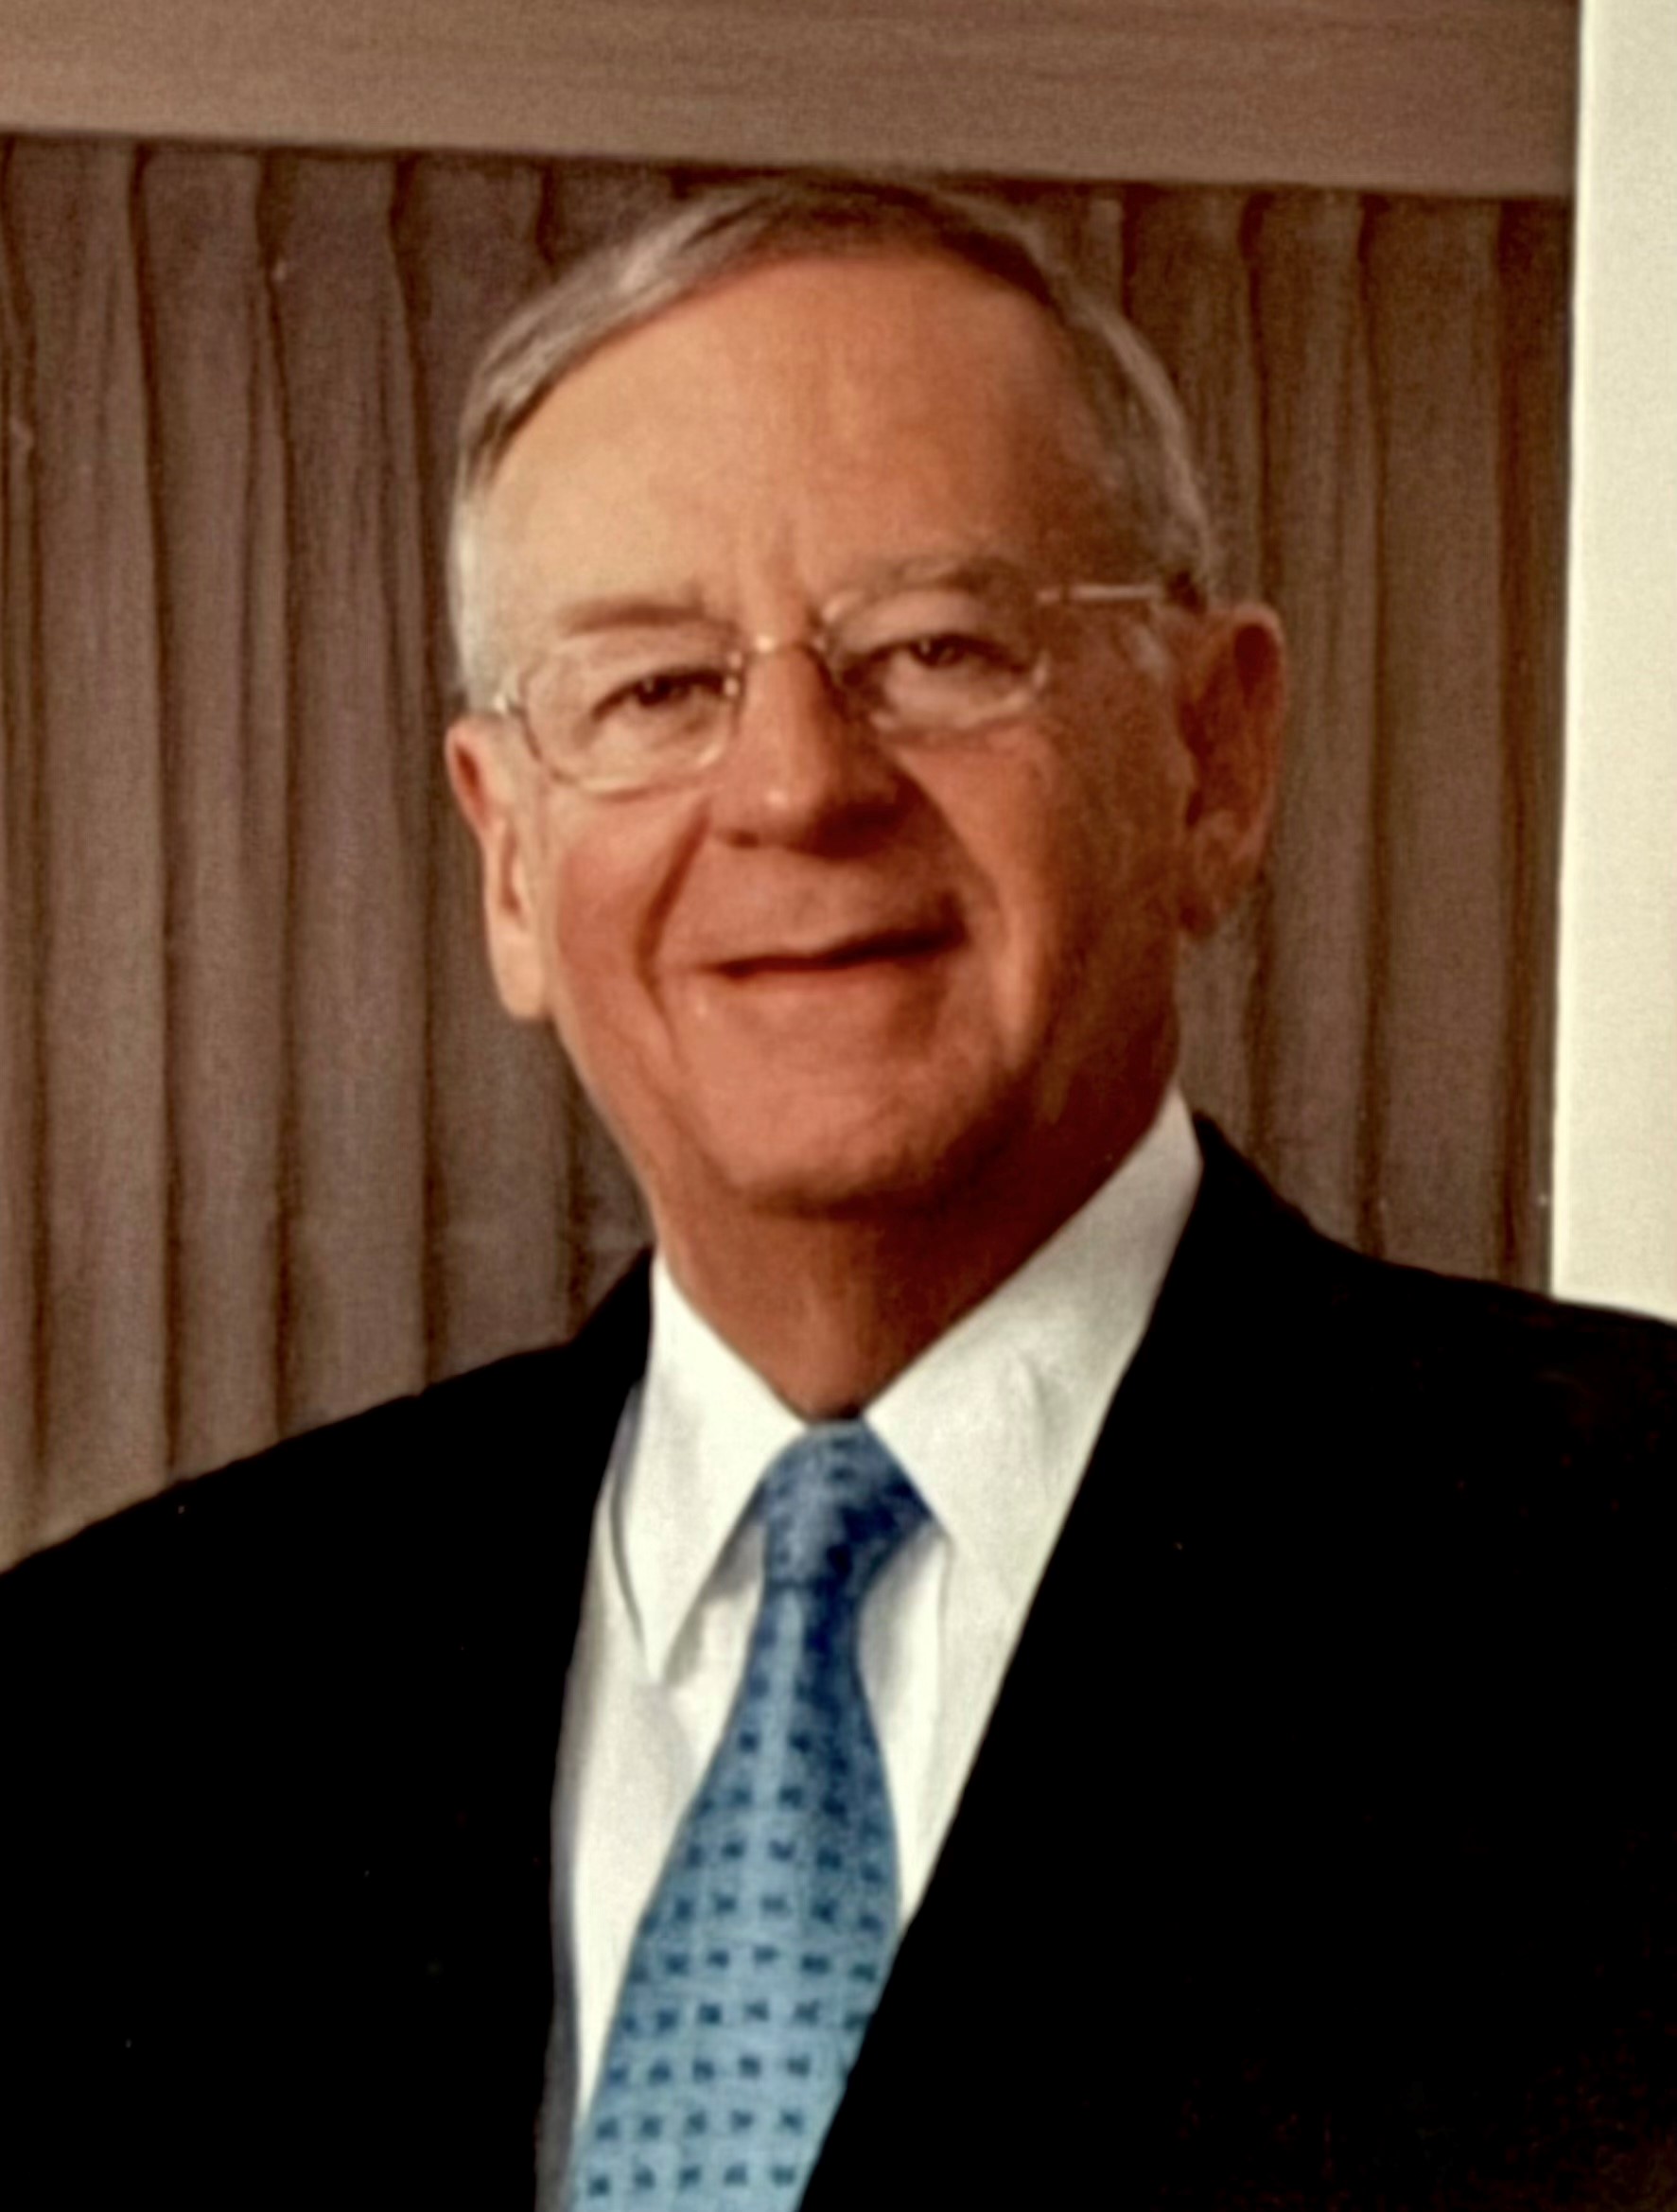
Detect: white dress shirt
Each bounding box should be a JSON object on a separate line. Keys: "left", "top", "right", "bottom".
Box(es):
{"left": 552, "top": 1087, "right": 1201, "bottom": 2113}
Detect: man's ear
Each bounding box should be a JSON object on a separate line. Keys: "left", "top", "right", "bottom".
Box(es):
{"left": 444, "top": 714, "right": 551, "bottom": 1022}
{"left": 1173, "top": 605, "right": 1287, "bottom": 939}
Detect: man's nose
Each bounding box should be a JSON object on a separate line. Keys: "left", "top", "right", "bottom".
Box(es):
{"left": 705, "top": 641, "right": 906, "bottom": 847}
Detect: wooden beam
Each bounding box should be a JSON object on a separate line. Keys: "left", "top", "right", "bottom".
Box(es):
{"left": 0, "top": 0, "right": 1577, "bottom": 200}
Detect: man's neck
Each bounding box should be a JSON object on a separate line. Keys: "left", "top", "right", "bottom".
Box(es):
{"left": 652, "top": 1083, "right": 1171, "bottom": 1419}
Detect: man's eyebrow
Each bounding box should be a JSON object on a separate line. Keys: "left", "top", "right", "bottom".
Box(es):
{"left": 542, "top": 590, "right": 715, "bottom": 640}
{"left": 837, "top": 552, "right": 1019, "bottom": 598}
{"left": 536, "top": 553, "right": 1019, "bottom": 643}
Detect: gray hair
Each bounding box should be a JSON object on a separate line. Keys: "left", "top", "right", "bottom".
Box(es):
{"left": 448, "top": 174, "right": 1217, "bottom": 706}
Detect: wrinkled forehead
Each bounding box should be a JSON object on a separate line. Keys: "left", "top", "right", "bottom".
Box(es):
{"left": 470, "top": 252, "right": 1115, "bottom": 649}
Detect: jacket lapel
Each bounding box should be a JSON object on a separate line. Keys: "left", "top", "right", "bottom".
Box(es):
{"left": 801, "top": 1128, "right": 1319, "bottom": 2204}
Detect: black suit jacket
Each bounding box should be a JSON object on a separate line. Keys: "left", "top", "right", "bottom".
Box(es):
{"left": 6, "top": 1128, "right": 1677, "bottom": 2209}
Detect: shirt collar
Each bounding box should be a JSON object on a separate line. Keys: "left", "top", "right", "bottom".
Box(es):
{"left": 867, "top": 1086, "right": 1199, "bottom": 1616}
{"left": 619, "top": 1087, "right": 1201, "bottom": 1678}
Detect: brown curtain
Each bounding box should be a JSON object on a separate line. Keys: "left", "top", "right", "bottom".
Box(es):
{"left": 0, "top": 142, "right": 1570, "bottom": 1565}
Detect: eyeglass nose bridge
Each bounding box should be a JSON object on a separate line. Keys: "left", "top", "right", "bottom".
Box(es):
{"left": 720, "top": 626, "right": 853, "bottom": 721}
{"left": 716, "top": 616, "right": 1060, "bottom": 759}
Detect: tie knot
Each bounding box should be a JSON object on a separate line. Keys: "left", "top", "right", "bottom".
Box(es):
{"left": 759, "top": 1422, "right": 926, "bottom": 1598}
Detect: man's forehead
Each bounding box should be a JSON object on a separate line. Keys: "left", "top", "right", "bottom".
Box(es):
{"left": 506, "top": 248, "right": 1080, "bottom": 442}
{"left": 711, "top": 247, "right": 1060, "bottom": 360}
{"left": 474, "top": 250, "right": 1109, "bottom": 620}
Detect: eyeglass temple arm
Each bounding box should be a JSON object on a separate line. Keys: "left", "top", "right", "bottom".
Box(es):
{"left": 1039, "top": 581, "right": 1164, "bottom": 610}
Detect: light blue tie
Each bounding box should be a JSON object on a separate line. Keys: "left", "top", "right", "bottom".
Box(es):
{"left": 569, "top": 1422, "right": 927, "bottom": 2208}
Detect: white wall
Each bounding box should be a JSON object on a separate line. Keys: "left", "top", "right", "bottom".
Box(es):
{"left": 1554, "top": 0, "right": 1677, "bottom": 1321}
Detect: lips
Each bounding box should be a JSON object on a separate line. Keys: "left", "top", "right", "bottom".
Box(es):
{"left": 713, "top": 923, "right": 958, "bottom": 979}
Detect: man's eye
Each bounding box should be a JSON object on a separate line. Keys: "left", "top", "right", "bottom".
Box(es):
{"left": 900, "top": 631, "right": 999, "bottom": 672}
{"left": 905, "top": 624, "right": 1032, "bottom": 673}
{"left": 840, "top": 616, "right": 1039, "bottom": 731}
{"left": 594, "top": 665, "right": 728, "bottom": 722}
{"left": 865, "top": 627, "right": 1028, "bottom": 690}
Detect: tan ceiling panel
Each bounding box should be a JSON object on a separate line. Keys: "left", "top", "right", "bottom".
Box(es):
{"left": 0, "top": 0, "right": 1577, "bottom": 199}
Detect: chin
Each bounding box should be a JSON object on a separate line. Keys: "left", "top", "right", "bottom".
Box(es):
{"left": 688, "top": 1096, "right": 1024, "bottom": 1222}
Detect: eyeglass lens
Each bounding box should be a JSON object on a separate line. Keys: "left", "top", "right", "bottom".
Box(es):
{"left": 514, "top": 567, "right": 1141, "bottom": 793}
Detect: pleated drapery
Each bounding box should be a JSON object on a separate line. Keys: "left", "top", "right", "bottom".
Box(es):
{"left": 0, "top": 144, "right": 1570, "bottom": 1563}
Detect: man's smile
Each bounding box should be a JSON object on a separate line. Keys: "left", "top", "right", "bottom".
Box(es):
{"left": 710, "top": 922, "right": 962, "bottom": 980}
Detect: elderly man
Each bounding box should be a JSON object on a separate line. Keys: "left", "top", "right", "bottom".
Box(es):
{"left": 5, "top": 178, "right": 1676, "bottom": 2212}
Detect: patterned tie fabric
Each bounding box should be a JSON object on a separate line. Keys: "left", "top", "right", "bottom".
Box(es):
{"left": 568, "top": 1422, "right": 928, "bottom": 2208}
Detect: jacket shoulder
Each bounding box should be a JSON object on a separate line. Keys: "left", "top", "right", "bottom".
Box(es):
{"left": 0, "top": 1255, "right": 651, "bottom": 1638}
{"left": 1184, "top": 1119, "right": 1677, "bottom": 1465}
